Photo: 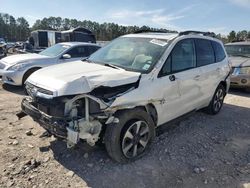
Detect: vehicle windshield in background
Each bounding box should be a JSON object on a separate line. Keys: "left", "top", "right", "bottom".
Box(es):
{"left": 225, "top": 45, "right": 250, "bottom": 57}
{"left": 39, "top": 43, "right": 70, "bottom": 57}
{"left": 88, "top": 37, "right": 168, "bottom": 73}
{"left": 0, "top": 38, "right": 5, "bottom": 43}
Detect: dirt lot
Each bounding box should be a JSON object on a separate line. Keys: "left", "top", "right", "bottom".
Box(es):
{"left": 0, "top": 83, "right": 249, "bottom": 188}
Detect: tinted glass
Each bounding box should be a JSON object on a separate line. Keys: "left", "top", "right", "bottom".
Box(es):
{"left": 196, "top": 39, "right": 215, "bottom": 66}
{"left": 87, "top": 46, "right": 100, "bottom": 56}
{"left": 171, "top": 39, "right": 196, "bottom": 72}
{"left": 212, "top": 41, "right": 226, "bottom": 62}
{"left": 67, "top": 46, "right": 88, "bottom": 58}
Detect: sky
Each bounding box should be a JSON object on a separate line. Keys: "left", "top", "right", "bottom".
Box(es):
{"left": 0, "top": 0, "right": 250, "bottom": 35}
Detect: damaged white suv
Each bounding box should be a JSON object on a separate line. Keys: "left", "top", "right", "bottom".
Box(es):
{"left": 19, "top": 31, "right": 230, "bottom": 163}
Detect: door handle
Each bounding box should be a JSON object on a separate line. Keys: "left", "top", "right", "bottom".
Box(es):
{"left": 169, "top": 75, "right": 176, "bottom": 81}
{"left": 194, "top": 75, "right": 200, "bottom": 80}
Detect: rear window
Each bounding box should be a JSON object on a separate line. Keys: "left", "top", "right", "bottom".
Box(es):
{"left": 195, "top": 39, "right": 215, "bottom": 66}
{"left": 212, "top": 41, "right": 226, "bottom": 62}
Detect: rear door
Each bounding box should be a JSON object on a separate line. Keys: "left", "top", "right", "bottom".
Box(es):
{"left": 195, "top": 39, "right": 226, "bottom": 103}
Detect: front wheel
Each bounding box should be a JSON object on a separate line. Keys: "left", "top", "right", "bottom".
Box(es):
{"left": 206, "top": 84, "right": 226, "bottom": 115}
{"left": 104, "top": 108, "right": 155, "bottom": 163}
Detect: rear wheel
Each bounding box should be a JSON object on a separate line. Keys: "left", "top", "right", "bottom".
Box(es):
{"left": 206, "top": 84, "right": 226, "bottom": 115}
{"left": 104, "top": 108, "right": 155, "bottom": 163}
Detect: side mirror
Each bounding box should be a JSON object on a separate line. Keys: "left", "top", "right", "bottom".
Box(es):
{"left": 62, "top": 54, "right": 71, "bottom": 59}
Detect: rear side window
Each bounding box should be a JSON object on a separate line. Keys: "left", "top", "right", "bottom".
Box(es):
{"left": 212, "top": 41, "right": 226, "bottom": 62}
{"left": 195, "top": 39, "right": 215, "bottom": 66}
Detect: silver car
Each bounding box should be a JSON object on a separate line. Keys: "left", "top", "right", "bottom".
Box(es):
{"left": 0, "top": 42, "right": 100, "bottom": 86}
{"left": 225, "top": 42, "right": 250, "bottom": 91}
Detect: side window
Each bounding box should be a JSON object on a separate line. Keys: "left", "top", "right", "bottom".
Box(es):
{"left": 87, "top": 46, "right": 100, "bottom": 56}
{"left": 171, "top": 39, "right": 196, "bottom": 72}
{"left": 195, "top": 39, "right": 215, "bottom": 66}
{"left": 67, "top": 46, "right": 88, "bottom": 58}
{"left": 212, "top": 41, "right": 226, "bottom": 62}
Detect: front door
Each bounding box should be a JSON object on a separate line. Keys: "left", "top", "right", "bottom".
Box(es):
{"left": 58, "top": 46, "right": 88, "bottom": 63}
{"left": 157, "top": 39, "right": 202, "bottom": 124}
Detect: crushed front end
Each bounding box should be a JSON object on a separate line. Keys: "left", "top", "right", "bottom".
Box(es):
{"left": 21, "top": 82, "right": 115, "bottom": 147}
{"left": 20, "top": 81, "right": 137, "bottom": 147}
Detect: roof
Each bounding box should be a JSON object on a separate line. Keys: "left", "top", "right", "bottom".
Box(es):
{"left": 61, "top": 27, "right": 93, "bottom": 34}
{"left": 59, "top": 42, "right": 100, "bottom": 47}
{"left": 122, "top": 32, "right": 220, "bottom": 42}
{"left": 31, "top": 30, "right": 60, "bottom": 33}
{"left": 123, "top": 33, "right": 179, "bottom": 41}
{"left": 225, "top": 41, "right": 250, "bottom": 46}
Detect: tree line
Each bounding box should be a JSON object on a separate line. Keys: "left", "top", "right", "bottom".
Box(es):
{"left": 0, "top": 13, "right": 250, "bottom": 43}
{"left": 0, "top": 13, "right": 30, "bottom": 41}
{"left": 31, "top": 17, "right": 177, "bottom": 41}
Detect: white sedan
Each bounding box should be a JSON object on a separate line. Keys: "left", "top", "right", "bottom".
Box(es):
{"left": 0, "top": 42, "right": 100, "bottom": 86}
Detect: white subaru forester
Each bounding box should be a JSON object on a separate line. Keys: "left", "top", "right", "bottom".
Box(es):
{"left": 20, "top": 31, "right": 231, "bottom": 163}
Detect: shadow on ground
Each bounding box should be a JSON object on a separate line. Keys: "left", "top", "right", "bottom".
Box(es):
{"left": 49, "top": 103, "right": 250, "bottom": 188}
{"left": 2, "top": 83, "right": 25, "bottom": 95}
{"left": 229, "top": 88, "right": 250, "bottom": 97}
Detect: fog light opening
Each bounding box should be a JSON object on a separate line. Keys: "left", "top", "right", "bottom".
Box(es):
{"left": 241, "top": 79, "right": 247, "bottom": 84}
{"left": 7, "top": 77, "right": 14, "bottom": 82}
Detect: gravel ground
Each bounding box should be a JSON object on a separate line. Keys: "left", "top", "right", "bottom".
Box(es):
{"left": 0, "top": 83, "right": 249, "bottom": 188}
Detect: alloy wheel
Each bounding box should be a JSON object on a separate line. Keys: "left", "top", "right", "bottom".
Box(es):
{"left": 122, "top": 120, "right": 150, "bottom": 158}
{"left": 213, "top": 88, "right": 224, "bottom": 112}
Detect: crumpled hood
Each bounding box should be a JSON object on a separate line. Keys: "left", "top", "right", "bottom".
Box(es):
{"left": 229, "top": 56, "right": 250, "bottom": 67}
{"left": 27, "top": 61, "right": 141, "bottom": 96}
{"left": 1, "top": 53, "right": 50, "bottom": 66}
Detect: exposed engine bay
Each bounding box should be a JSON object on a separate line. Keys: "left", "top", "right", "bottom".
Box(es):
{"left": 19, "top": 80, "right": 140, "bottom": 147}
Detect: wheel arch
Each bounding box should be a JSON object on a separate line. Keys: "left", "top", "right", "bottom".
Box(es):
{"left": 22, "top": 67, "right": 41, "bottom": 85}
{"left": 113, "top": 103, "right": 158, "bottom": 127}
{"left": 219, "top": 80, "right": 227, "bottom": 91}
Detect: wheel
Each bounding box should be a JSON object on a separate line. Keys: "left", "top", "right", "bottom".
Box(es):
{"left": 104, "top": 108, "right": 155, "bottom": 163}
{"left": 206, "top": 84, "right": 226, "bottom": 115}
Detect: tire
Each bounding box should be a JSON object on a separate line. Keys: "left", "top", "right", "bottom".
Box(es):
{"left": 206, "top": 84, "right": 226, "bottom": 115}
{"left": 104, "top": 108, "right": 155, "bottom": 163}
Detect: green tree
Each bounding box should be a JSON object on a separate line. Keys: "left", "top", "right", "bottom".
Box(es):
{"left": 228, "top": 31, "right": 236, "bottom": 42}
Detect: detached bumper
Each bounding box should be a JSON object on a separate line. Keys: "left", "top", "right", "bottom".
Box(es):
{"left": 21, "top": 97, "right": 68, "bottom": 138}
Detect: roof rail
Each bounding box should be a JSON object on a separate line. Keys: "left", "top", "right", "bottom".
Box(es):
{"left": 134, "top": 29, "right": 174, "bottom": 34}
{"left": 179, "top": 30, "right": 216, "bottom": 38}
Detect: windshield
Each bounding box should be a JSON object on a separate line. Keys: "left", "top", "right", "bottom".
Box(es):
{"left": 225, "top": 45, "right": 250, "bottom": 57}
{"left": 88, "top": 37, "right": 168, "bottom": 73}
{"left": 39, "top": 43, "right": 70, "bottom": 57}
